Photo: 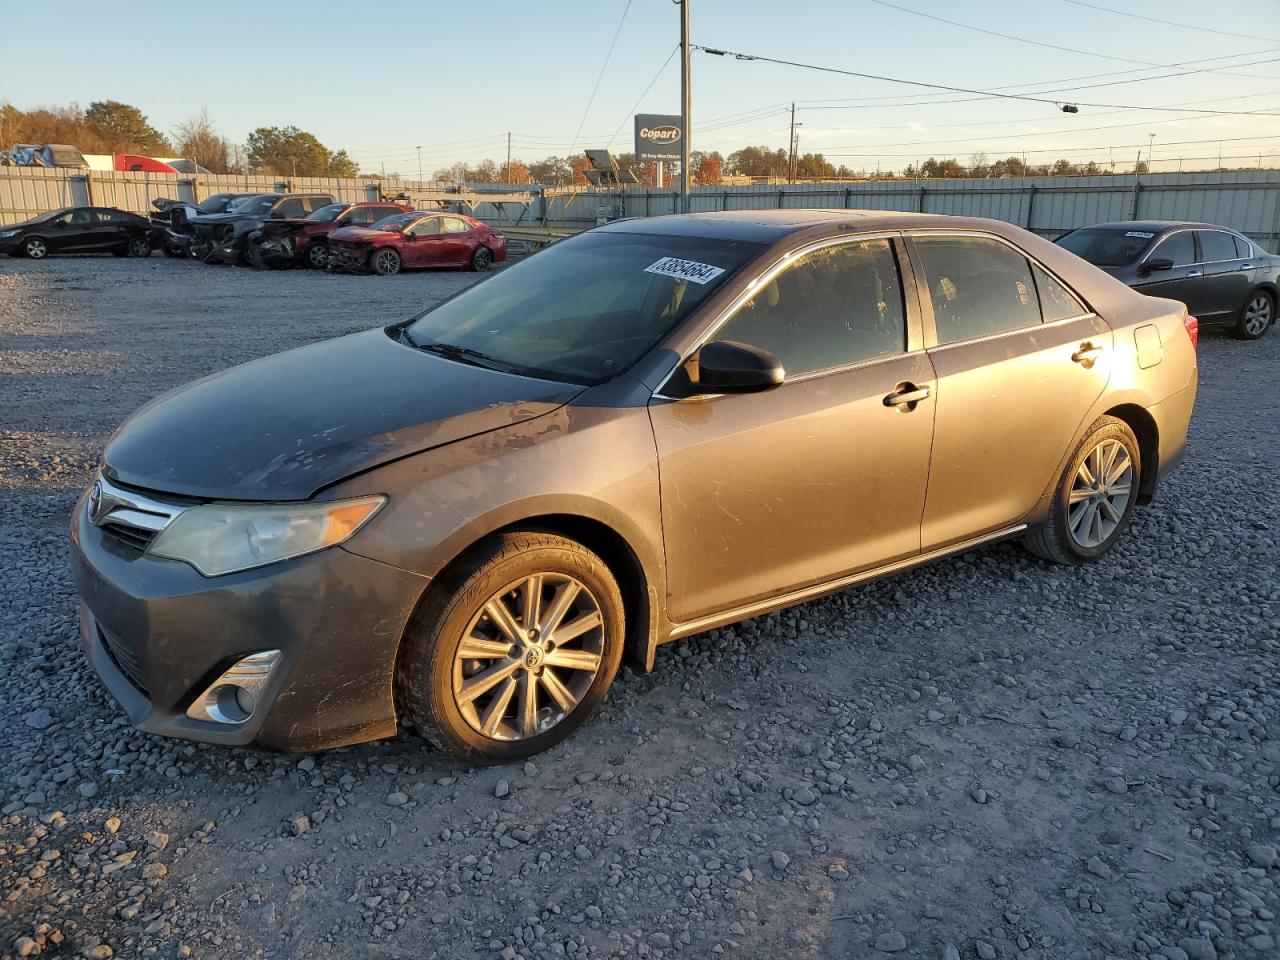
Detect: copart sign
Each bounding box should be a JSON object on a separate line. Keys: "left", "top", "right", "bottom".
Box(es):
{"left": 635, "top": 114, "right": 684, "bottom": 161}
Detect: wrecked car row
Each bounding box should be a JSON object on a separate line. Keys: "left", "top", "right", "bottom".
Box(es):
{"left": 155, "top": 193, "right": 508, "bottom": 275}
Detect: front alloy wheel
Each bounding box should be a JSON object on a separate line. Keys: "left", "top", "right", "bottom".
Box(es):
{"left": 306, "top": 242, "right": 329, "bottom": 269}
{"left": 397, "top": 531, "right": 624, "bottom": 761}
{"left": 1238, "top": 291, "right": 1274, "bottom": 340}
{"left": 371, "top": 248, "right": 402, "bottom": 276}
{"left": 24, "top": 237, "right": 47, "bottom": 259}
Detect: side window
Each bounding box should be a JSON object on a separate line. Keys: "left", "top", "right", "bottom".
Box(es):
{"left": 1233, "top": 234, "right": 1253, "bottom": 259}
{"left": 440, "top": 217, "right": 472, "bottom": 234}
{"left": 343, "top": 206, "right": 370, "bottom": 224}
{"left": 1198, "top": 230, "right": 1237, "bottom": 263}
{"left": 69, "top": 209, "right": 95, "bottom": 225}
{"left": 408, "top": 217, "right": 440, "bottom": 236}
{"left": 713, "top": 239, "right": 906, "bottom": 378}
{"left": 1150, "top": 231, "right": 1195, "bottom": 267}
{"left": 373, "top": 206, "right": 402, "bottom": 221}
{"left": 913, "top": 235, "right": 1041, "bottom": 345}
{"left": 274, "top": 198, "right": 306, "bottom": 218}
{"left": 1032, "top": 264, "right": 1086, "bottom": 323}
{"left": 302, "top": 197, "right": 330, "bottom": 214}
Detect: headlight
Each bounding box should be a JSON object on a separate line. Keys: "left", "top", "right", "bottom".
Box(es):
{"left": 0, "top": 229, "right": 18, "bottom": 238}
{"left": 148, "top": 496, "right": 385, "bottom": 577}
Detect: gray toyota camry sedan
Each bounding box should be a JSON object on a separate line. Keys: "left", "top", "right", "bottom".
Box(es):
{"left": 71, "top": 210, "right": 1198, "bottom": 762}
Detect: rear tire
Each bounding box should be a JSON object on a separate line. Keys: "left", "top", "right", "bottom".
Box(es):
{"left": 1236, "top": 290, "right": 1274, "bottom": 340}
{"left": 470, "top": 246, "right": 494, "bottom": 272}
{"left": 371, "top": 247, "right": 402, "bottom": 276}
{"left": 127, "top": 235, "right": 151, "bottom": 258}
{"left": 396, "top": 531, "right": 624, "bottom": 762}
{"left": 1022, "top": 415, "right": 1141, "bottom": 565}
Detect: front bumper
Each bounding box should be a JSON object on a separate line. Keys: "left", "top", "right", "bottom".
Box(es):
{"left": 327, "top": 242, "right": 373, "bottom": 273}
{"left": 70, "top": 488, "right": 428, "bottom": 751}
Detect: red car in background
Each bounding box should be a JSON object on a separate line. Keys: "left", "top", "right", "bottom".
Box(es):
{"left": 327, "top": 211, "right": 507, "bottom": 276}
{"left": 247, "top": 200, "right": 414, "bottom": 269}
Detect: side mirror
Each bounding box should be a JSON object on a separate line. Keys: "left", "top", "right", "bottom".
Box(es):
{"left": 1140, "top": 257, "right": 1174, "bottom": 275}
{"left": 685, "top": 340, "right": 784, "bottom": 395}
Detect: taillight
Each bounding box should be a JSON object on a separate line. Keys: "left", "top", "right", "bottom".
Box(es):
{"left": 1183, "top": 314, "right": 1199, "bottom": 349}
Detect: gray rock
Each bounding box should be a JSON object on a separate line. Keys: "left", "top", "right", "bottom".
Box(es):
{"left": 1086, "top": 856, "right": 1113, "bottom": 879}
{"left": 494, "top": 779, "right": 509, "bottom": 799}
{"left": 873, "top": 931, "right": 907, "bottom": 953}
{"left": 771, "top": 851, "right": 790, "bottom": 871}
{"left": 1179, "top": 936, "right": 1215, "bottom": 960}
{"left": 77, "top": 780, "right": 98, "bottom": 798}
{"left": 384, "top": 791, "right": 408, "bottom": 807}
{"left": 22, "top": 709, "right": 52, "bottom": 730}
{"left": 975, "top": 941, "right": 997, "bottom": 960}
{"left": 942, "top": 945, "right": 960, "bottom": 960}
{"left": 1245, "top": 843, "right": 1277, "bottom": 867}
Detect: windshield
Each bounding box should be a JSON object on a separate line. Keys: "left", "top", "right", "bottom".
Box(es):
{"left": 231, "top": 196, "right": 278, "bottom": 216}
{"left": 402, "top": 230, "right": 764, "bottom": 384}
{"left": 197, "top": 194, "right": 240, "bottom": 213}
{"left": 308, "top": 203, "right": 349, "bottom": 223}
{"left": 371, "top": 213, "right": 414, "bottom": 232}
{"left": 1057, "top": 228, "right": 1156, "bottom": 267}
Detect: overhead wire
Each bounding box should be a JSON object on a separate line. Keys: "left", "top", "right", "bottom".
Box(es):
{"left": 1060, "top": 0, "right": 1280, "bottom": 44}
{"left": 567, "top": 0, "right": 633, "bottom": 159}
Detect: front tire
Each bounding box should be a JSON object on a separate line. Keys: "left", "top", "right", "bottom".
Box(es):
{"left": 305, "top": 242, "right": 329, "bottom": 269}
{"left": 1236, "top": 290, "right": 1274, "bottom": 340}
{"left": 371, "top": 247, "right": 402, "bottom": 276}
{"left": 1023, "top": 415, "right": 1141, "bottom": 565}
{"left": 396, "top": 532, "right": 625, "bottom": 762}
{"left": 23, "top": 237, "right": 48, "bottom": 259}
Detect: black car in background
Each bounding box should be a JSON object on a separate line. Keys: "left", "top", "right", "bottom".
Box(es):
{"left": 1056, "top": 221, "right": 1278, "bottom": 340}
{"left": 0, "top": 207, "right": 153, "bottom": 259}
{"left": 181, "top": 193, "right": 335, "bottom": 263}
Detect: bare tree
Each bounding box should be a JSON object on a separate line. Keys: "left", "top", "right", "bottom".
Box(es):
{"left": 173, "top": 109, "right": 233, "bottom": 173}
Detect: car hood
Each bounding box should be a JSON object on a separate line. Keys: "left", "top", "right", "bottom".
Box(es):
{"left": 103, "top": 328, "right": 584, "bottom": 500}
{"left": 330, "top": 226, "right": 395, "bottom": 243}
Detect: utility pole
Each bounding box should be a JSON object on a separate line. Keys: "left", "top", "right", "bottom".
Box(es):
{"left": 679, "top": 0, "right": 691, "bottom": 213}
{"left": 1147, "top": 134, "right": 1155, "bottom": 174}
{"left": 416, "top": 146, "right": 423, "bottom": 184}
{"left": 506, "top": 132, "right": 512, "bottom": 183}
{"left": 788, "top": 103, "right": 797, "bottom": 184}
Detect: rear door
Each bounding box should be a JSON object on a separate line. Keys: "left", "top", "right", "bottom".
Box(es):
{"left": 1133, "top": 230, "right": 1215, "bottom": 317}
{"left": 438, "top": 216, "right": 476, "bottom": 265}
{"left": 1195, "top": 229, "right": 1253, "bottom": 323}
{"left": 907, "top": 232, "right": 1112, "bottom": 549}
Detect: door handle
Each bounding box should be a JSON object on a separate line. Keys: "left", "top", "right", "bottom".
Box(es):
{"left": 1071, "top": 342, "right": 1105, "bottom": 366}
{"left": 883, "top": 382, "right": 930, "bottom": 410}
{"left": 1240, "top": 263, "right": 1253, "bottom": 270}
{"left": 1186, "top": 269, "right": 1202, "bottom": 277}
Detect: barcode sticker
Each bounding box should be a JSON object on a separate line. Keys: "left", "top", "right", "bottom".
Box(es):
{"left": 1124, "top": 231, "right": 1155, "bottom": 239}
{"left": 644, "top": 257, "right": 726, "bottom": 285}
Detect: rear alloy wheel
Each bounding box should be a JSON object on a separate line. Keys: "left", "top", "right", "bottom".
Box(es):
{"left": 1237, "top": 290, "right": 1274, "bottom": 340}
{"left": 23, "top": 237, "right": 48, "bottom": 259}
{"left": 127, "top": 236, "right": 151, "bottom": 258}
{"left": 306, "top": 242, "right": 329, "bottom": 269}
{"left": 1023, "top": 415, "right": 1140, "bottom": 564}
{"left": 397, "top": 532, "right": 624, "bottom": 762}
{"left": 371, "top": 247, "right": 402, "bottom": 276}
{"left": 470, "top": 246, "right": 494, "bottom": 272}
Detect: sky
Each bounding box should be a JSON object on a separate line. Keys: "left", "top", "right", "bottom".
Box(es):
{"left": 4, "top": 0, "right": 1280, "bottom": 176}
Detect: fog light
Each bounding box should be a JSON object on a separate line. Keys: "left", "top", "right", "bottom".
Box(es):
{"left": 186, "top": 650, "right": 280, "bottom": 725}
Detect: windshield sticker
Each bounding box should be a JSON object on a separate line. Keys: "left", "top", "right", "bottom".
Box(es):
{"left": 1124, "top": 231, "right": 1155, "bottom": 239}
{"left": 644, "top": 257, "right": 726, "bottom": 285}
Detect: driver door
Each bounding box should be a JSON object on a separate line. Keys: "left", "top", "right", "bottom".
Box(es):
{"left": 649, "top": 236, "right": 936, "bottom": 625}
{"left": 404, "top": 216, "right": 442, "bottom": 266}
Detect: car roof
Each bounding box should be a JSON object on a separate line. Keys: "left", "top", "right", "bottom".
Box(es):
{"left": 1072, "top": 220, "right": 1237, "bottom": 234}
{"left": 597, "top": 209, "right": 1011, "bottom": 243}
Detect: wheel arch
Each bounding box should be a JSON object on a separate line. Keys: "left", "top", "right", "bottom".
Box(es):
{"left": 391, "top": 510, "right": 660, "bottom": 709}
{"left": 1101, "top": 402, "right": 1159, "bottom": 503}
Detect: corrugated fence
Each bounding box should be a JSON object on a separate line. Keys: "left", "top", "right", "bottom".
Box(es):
{"left": 3, "top": 166, "right": 1279, "bottom": 251}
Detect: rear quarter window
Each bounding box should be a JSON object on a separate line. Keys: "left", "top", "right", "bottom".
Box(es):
{"left": 913, "top": 235, "right": 1042, "bottom": 344}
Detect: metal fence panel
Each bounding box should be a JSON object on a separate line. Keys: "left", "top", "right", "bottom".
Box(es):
{"left": 3, "top": 167, "right": 1278, "bottom": 250}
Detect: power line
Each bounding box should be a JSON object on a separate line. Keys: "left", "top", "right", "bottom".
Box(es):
{"left": 694, "top": 45, "right": 1280, "bottom": 116}
{"left": 1060, "top": 0, "right": 1280, "bottom": 43}
{"left": 568, "top": 0, "right": 633, "bottom": 159}
{"left": 873, "top": 0, "right": 1280, "bottom": 79}
{"left": 606, "top": 43, "right": 680, "bottom": 149}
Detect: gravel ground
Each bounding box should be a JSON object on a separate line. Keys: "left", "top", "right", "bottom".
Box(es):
{"left": 1, "top": 255, "right": 1277, "bottom": 960}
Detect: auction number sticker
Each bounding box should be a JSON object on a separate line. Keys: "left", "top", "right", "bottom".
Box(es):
{"left": 645, "top": 257, "right": 726, "bottom": 285}
{"left": 1124, "top": 231, "right": 1155, "bottom": 238}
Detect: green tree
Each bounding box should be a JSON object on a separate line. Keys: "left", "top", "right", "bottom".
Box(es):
{"left": 245, "top": 126, "right": 357, "bottom": 177}
{"left": 726, "top": 145, "right": 788, "bottom": 178}
{"left": 527, "top": 156, "right": 572, "bottom": 182}
{"left": 85, "top": 100, "right": 171, "bottom": 154}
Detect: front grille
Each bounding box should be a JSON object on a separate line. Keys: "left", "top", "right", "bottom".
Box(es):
{"left": 99, "top": 521, "right": 157, "bottom": 552}
{"left": 100, "top": 626, "right": 148, "bottom": 694}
